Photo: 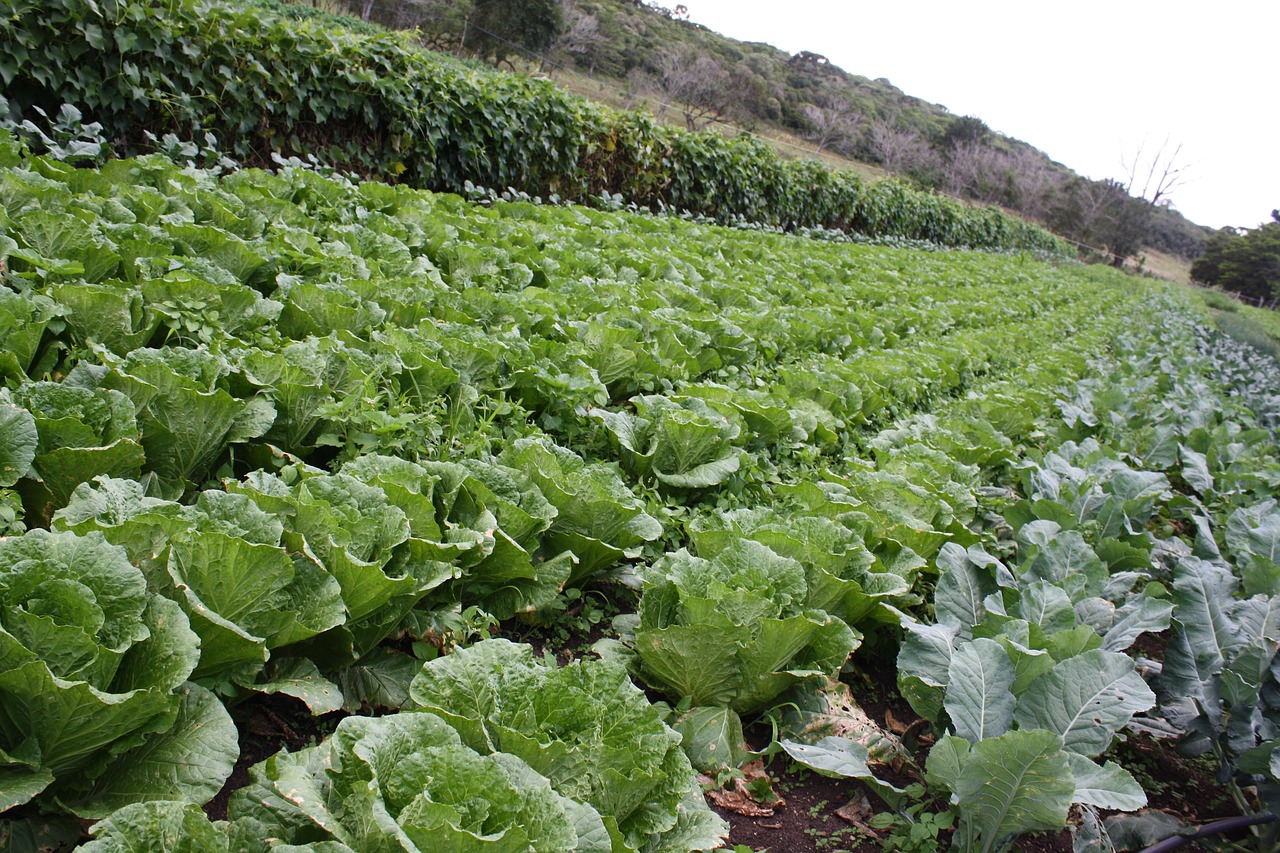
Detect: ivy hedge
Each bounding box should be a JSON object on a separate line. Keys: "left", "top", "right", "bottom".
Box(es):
{"left": 0, "top": 0, "right": 1070, "bottom": 254}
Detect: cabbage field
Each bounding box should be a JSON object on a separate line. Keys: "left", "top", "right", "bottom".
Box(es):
{"left": 2, "top": 127, "right": 1280, "bottom": 852}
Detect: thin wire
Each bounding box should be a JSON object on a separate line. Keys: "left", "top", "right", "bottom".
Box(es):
{"left": 359, "top": 6, "right": 1126, "bottom": 260}
{"left": 439, "top": 18, "right": 863, "bottom": 160}
{"left": 456, "top": 20, "right": 1134, "bottom": 259}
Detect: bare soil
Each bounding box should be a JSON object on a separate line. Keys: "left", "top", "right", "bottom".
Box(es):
{"left": 196, "top": 636, "right": 1237, "bottom": 853}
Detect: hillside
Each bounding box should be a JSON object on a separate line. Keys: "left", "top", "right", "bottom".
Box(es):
{"left": 358, "top": 0, "right": 1213, "bottom": 264}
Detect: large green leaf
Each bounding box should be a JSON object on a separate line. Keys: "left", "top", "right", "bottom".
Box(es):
{"left": 250, "top": 658, "right": 344, "bottom": 715}
{"left": 933, "top": 543, "right": 1001, "bottom": 631}
{"left": 779, "top": 736, "right": 905, "bottom": 806}
{"left": 633, "top": 622, "right": 743, "bottom": 708}
{"left": 1017, "top": 522, "right": 1107, "bottom": 602}
{"left": 1065, "top": 753, "right": 1146, "bottom": 811}
{"left": 80, "top": 801, "right": 231, "bottom": 852}
{"left": 928, "top": 730, "right": 1074, "bottom": 853}
{"left": 1167, "top": 556, "right": 1240, "bottom": 681}
{"left": 0, "top": 740, "right": 53, "bottom": 813}
{"left": 1101, "top": 596, "right": 1173, "bottom": 653}
{"left": 1227, "top": 501, "right": 1280, "bottom": 564}
{"left": 69, "top": 683, "right": 238, "bottom": 818}
{"left": 671, "top": 706, "right": 748, "bottom": 774}
{"left": 896, "top": 618, "right": 959, "bottom": 721}
{"left": 1013, "top": 649, "right": 1155, "bottom": 757}
{"left": 0, "top": 403, "right": 36, "bottom": 487}
{"left": 945, "top": 637, "right": 1016, "bottom": 743}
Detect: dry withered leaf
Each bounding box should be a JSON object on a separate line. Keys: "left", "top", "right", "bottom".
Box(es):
{"left": 884, "top": 706, "right": 909, "bottom": 735}
{"left": 700, "top": 761, "right": 786, "bottom": 817}
{"left": 834, "top": 793, "right": 881, "bottom": 835}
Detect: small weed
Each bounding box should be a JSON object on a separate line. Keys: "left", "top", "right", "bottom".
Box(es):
{"left": 804, "top": 825, "right": 867, "bottom": 850}
{"left": 509, "top": 586, "right": 625, "bottom": 656}
{"left": 868, "top": 783, "right": 955, "bottom": 852}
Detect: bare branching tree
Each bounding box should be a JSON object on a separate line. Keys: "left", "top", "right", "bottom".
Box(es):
{"left": 943, "top": 140, "right": 1019, "bottom": 205}
{"left": 801, "top": 97, "right": 861, "bottom": 155}
{"left": 546, "top": 1, "right": 608, "bottom": 73}
{"left": 652, "top": 48, "right": 732, "bottom": 131}
{"left": 868, "top": 121, "right": 937, "bottom": 176}
{"left": 1122, "top": 136, "right": 1187, "bottom": 207}
{"left": 1007, "top": 148, "right": 1060, "bottom": 221}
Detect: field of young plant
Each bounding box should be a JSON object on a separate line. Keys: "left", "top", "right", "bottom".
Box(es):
{"left": 2, "top": 125, "right": 1280, "bottom": 853}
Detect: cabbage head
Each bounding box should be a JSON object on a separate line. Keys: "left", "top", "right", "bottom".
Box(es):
{"left": 228, "top": 711, "right": 611, "bottom": 852}
{"left": 0, "top": 529, "right": 236, "bottom": 817}
{"left": 410, "top": 639, "right": 727, "bottom": 852}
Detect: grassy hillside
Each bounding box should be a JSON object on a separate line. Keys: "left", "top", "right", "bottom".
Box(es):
{"left": 355, "top": 0, "right": 1213, "bottom": 264}
{"left": 0, "top": 0, "right": 1068, "bottom": 255}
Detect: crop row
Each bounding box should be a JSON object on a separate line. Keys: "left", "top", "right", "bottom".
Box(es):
{"left": 1, "top": 0, "right": 1067, "bottom": 254}
{"left": 4, "top": 127, "right": 1271, "bottom": 852}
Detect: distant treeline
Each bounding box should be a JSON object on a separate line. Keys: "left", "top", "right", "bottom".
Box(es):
{"left": 354, "top": 0, "right": 1212, "bottom": 263}
{"left": 1, "top": 0, "right": 1069, "bottom": 255}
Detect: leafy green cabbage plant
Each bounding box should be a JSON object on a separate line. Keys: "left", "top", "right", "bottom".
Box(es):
{"left": 10, "top": 379, "right": 144, "bottom": 524}
{"left": 622, "top": 540, "right": 859, "bottom": 739}
{"left": 897, "top": 542, "right": 1164, "bottom": 852}
{"left": 0, "top": 529, "right": 237, "bottom": 818}
{"left": 409, "top": 639, "right": 727, "bottom": 853}
{"left": 54, "top": 477, "right": 352, "bottom": 700}
{"left": 230, "top": 711, "right": 612, "bottom": 852}
{"left": 591, "top": 395, "right": 745, "bottom": 491}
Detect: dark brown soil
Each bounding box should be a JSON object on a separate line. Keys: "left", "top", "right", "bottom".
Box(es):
{"left": 716, "top": 762, "right": 887, "bottom": 852}
{"left": 196, "top": 638, "right": 1239, "bottom": 853}
{"left": 1109, "top": 733, "right": 1234, "bottom": 823}
{"left": 204, "top": 693, "right": 349, "bottom": 822}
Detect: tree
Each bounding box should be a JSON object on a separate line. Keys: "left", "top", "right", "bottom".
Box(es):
{"left": 1085, "top": 139, "right": 1190, "bottom": 268}
{"left": 1006, "top": 148, "right": 1061, "bottom": 222}
{"left": 941, "top": 115, "right": 990, "bottom": 149}
{"left": 1122, "top": 136, "right": 1186, "bottom": 209}
{"left": 1191, "top": 212, "right": 1280, "bottom": 305}
{"left": 358, "top": 0, "right": 468, "bottom": 45}
{"left": 546, "top": 1, "right": 608, "bottom": 73}
{"left": 1095, "top": 179, "right": 1152, "bottom": 268}
{"left": 801, "top": 96, "right": 861, "bottom": 155}
{"left": 942, "top": 139, "right": 1012, "bottom": 203}
{"left": 868, "top": 121, "right": 938, "bottom": 178}
{"left": 464, "top": 0, "right": 562, "bottom": 67}
{"left": 651, "top": 48, "right": 732, "bottom": 131}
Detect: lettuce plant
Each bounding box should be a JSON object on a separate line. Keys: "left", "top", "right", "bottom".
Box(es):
{"left": 99, "top": 346, "right": 276, "bottom": 487}
{"left": 0, "top": 528, "right": 236, "bottom": 817}
{"left": 409, "top": 639, "right": 727, "bottom": 852}
{"left": 229, "top": 712, "right": 609, "bottom": 852}
{"left": 55, "top": 477, "right": 351, "bottom": 694}
{"left": 501, "top": 436, "right": 663, "bottom": 586}
{"left": 626, "top": 540, "right": 859, "bottom": 719}
{"left": 591, "top": 395, "right": 745, "bottom": 490}
{"left": 341, "top": 453, "right": 574, "bottom": 621}
{"left": 687, "top": 506, "right": 911, "bottom": 625}
{"left": 11, "top": 380, "right": 144, "bottom": 522}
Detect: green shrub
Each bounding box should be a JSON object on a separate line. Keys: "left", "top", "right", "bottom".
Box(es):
{"left": 0, "top": 0, "right": 1071, "bottom": 254}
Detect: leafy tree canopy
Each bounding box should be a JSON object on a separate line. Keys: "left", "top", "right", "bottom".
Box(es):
{"left": 1191, "top": 211, "right": 1280, "bottom": 305}
{"left": 470, "top": 0, "right": 563, "bottom": 64}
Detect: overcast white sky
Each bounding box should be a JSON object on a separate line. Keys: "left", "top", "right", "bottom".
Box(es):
{"left": 680, "top": 0, "right": 1279, "bottom": 230}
